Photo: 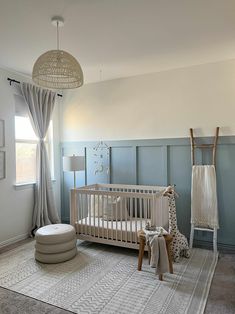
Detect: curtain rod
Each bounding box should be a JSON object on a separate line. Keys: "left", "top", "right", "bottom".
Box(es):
{"left": 7, "top": 78, "right": 63, "bottom": 98}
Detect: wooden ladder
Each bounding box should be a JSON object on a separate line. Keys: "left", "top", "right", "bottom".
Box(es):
{"left": 189, "top": 127, "right": 219, "bottom": 253}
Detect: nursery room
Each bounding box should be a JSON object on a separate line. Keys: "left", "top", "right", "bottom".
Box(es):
{"left": 0, "top": 0, "right": 235, "bottom": 313}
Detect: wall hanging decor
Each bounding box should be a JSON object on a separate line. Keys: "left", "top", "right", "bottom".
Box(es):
{"left": 0, "top": 151, "right": 6, "bottom": 179}
{"left": 0, "top": 119, "right": 5, "bottom": 147}
{"left": 93, "top": 141, "right": 110, "bottom": 176}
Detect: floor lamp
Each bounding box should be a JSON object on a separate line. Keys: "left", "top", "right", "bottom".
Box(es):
{"left": 63, "top": 155, "right": 85, "bottom": 188}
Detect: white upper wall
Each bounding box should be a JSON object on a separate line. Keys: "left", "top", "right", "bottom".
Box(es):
{"left": 61, "top": 59, "right": 235, "bottom": 141}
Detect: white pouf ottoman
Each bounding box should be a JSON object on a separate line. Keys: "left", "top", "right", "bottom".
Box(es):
{"left": 35, "top": 224, "right": 77, "bottom": 264}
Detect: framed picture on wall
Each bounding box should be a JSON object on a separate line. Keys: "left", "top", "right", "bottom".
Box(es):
{"left": 0, "top": 151, "right": 6, "bottom": 179}
{"left": 0, "top": 119, "right": 5, "bottom": 147}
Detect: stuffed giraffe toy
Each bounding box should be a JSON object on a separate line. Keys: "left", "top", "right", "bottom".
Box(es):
{"left": 163, "top": 186, "right": 190, "bottom": 262}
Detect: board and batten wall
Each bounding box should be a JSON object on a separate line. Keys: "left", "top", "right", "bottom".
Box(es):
{"left": 60, "top": 59, "right": 235, "bottom": 251}
{"left": 61, "top": 137, "right": 235, "bottom": 251}
{"left": 0, "top": 67, "right": 61, "bottom": 248}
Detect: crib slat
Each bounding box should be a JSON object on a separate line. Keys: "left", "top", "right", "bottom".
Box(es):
{"left": 80, "top": 194, "right": 84, "bottom": 235}
{"left": 97, "top": 194, "right": 100, "bottom": 238}
{"left": 102, "top": 195, "right": 104, "bottom": 238}
{"left": 89, "top": 194, "right": 92, "bottom": 236}
{"left": 125, "top": 197, "right": 128, "bottom": 242}
{"left": 115, "top": 197, "right": 118, "bottom": 242}
{"left": 130, "top": 197, "right": 133, "bottom": 243}
{"left": 83, "top": 194, "right": 86, "bottom": 235}
{"left": 75, "top": 192, "right": 79, "bottom": 232}
{"left": 93, "top": 194, "right": 96, "bottom": 237}
{"left": 151, "top": 195, "right": 155, "bottom": 227}
{"left": 111, "top": 196, "right": 114, "bottom": 240}
{"left": 140, "top": 194, "right": 143, "bottom": 231}
{"left": 120, "top": 195, "right": 123, "bottom": 242}
{"left": 135, "top": 195, "right": 138, "bottom": 243}
{"left": 106, "top": 195, "right": 109, "bottom": 240}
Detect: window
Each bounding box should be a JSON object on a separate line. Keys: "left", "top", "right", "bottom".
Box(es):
{"left": 15, "top": 104, "right": 54, "bottom": 184}
{"left": 15, "top": 116, "right": 37, "bottom": 183}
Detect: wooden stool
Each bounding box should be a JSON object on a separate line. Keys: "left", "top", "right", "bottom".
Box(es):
{"left": 137, "top": 230, "right": 173, "bottom": 281}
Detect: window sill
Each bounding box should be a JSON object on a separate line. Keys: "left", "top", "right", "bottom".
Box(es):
{"left": 14, "top": 179, "right": 56, "bottom": 190}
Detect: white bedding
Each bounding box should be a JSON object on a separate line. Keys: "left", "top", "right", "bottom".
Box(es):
{"left": 76, "top": 216, "right": 169, "bottom": 243}
{"left": 78, "top": 217, "right": 145, "bottom": 232}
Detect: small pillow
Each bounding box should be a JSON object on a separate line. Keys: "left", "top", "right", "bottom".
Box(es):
{"left": 103, "top": 197, "right": 129, "bottom": 221}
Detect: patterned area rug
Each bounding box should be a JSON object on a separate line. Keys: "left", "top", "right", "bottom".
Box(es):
{"left": 0, "top": 241, "right": 217, "bottom": 314}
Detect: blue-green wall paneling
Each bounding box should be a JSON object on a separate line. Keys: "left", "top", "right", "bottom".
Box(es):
{"left": 110, "top": 146, "right": 135, "bottom": 184}
{"left": 137, "top": 146, "right": 165, "bottom": 186}
{"left": 216, "top": 145, "right": 235, "bottom": 246}
{"left": 60, "top": 136, "right": 235, "bottom": 250}
{"left": 168, "top": 145, "right": 191, "bottom": 237}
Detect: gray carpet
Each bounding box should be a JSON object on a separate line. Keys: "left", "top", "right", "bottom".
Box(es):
{"left": 0, "top": 286, "right": 71, "bottom": 314}
{"left": 204, "top": 253, "right": 235, "bottom": 314}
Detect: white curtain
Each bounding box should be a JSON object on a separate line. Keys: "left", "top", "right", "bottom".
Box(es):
{"left": 21, "top": 83, "right": 60, "bottom": 233}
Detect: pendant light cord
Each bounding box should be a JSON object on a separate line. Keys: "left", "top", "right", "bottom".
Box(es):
{"left": 57, "top": 20, "right": 59, "bottom": 50}
{"left": 99, "top": 69, "right": 102, "bottom": 82}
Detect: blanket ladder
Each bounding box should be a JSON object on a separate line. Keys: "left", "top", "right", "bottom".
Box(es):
{"left": 189, "top": 127, "right": 219, "bottom": 253}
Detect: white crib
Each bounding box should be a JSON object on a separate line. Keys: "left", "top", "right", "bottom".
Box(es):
{"left": 70, "top": 183, "right": 169, "bottom": 250}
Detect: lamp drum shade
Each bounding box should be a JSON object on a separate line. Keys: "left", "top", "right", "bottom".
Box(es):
{"left": 63, "top": 155, "right": 85, "bottom": 172}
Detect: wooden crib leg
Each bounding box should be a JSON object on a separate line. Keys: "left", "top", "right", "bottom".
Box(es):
{"left": 138, "top": 237, "right": 145, "bottom": 271}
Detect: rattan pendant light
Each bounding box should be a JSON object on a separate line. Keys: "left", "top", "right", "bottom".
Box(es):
{"left": 32, "top": 16, "right": 83, "bottom": 89}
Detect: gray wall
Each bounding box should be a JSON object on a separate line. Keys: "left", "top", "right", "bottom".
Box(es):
{"left": 61, "top": 136, "right": 235, "bottom": 251}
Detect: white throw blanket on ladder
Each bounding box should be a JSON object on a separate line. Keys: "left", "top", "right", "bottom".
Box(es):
{"left": 191, "top": 165, "right": 219, "bottom": 229}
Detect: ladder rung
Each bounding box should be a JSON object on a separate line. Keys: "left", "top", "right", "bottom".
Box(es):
{"left": 193, "top": 144, "right": 214, "bottom": 149}
{"left": 194, "top": 227, "right": 214, "bottom": 232}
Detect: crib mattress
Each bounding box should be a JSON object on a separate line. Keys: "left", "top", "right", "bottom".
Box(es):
{"left": 76, "top": 217, "right": 168, "bottom": 243}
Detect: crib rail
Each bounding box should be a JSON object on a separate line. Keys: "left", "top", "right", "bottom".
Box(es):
{"left": 70, "top": 184, "right": 168, "bottom": 250}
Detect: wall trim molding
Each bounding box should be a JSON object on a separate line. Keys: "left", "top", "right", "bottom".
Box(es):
{"left": 193, "top": 239, "right": 235, "bottom": 253}
{"left": 0, "top": 233, "right": 29, "bottom": 249}
{"left": 61, "top": 135, "right": 235, "bottom": 148}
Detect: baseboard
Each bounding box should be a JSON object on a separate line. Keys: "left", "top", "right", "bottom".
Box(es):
{"left": 193, "top": 239, "right": 235, "bottom": 253}
{"left": 62, "top": 217, "right": 70, "bottom": 224}
{"left": 0, "top": 233, "right": 29, "bottom": 249}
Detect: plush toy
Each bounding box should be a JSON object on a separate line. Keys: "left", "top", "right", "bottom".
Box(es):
{"left": 163, "top": 186, "right": 190, "bottom": 262}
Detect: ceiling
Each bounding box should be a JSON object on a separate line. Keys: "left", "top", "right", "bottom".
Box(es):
{"left": 1, "top": 0, "right": 235, "bottom": 84}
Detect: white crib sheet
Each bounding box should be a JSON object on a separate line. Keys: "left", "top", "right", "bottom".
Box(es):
{"left": 78, "top": 217, "right": 145, "bottom": 231}
{"left": 76, "top": 217, "right": 168, "bottom": 243}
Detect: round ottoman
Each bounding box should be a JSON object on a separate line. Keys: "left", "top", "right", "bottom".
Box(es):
{"left": 35, "top": 224, "right": 77, "bottom": 264}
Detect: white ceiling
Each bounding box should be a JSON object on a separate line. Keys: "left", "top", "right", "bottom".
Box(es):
{"left": 1, "top": 0, "right": 235, "bottom": 84}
